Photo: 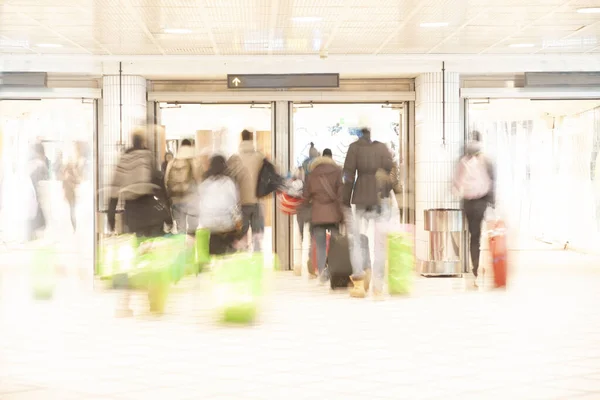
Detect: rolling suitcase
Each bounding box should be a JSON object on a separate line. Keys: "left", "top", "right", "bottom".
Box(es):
{"left": 488, "top": 219, "right": 507, "bottom": 288}
{"left": 327, "top": 235, "right": 352, "bottom": 289}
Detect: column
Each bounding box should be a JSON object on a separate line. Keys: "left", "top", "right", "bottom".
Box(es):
{"left": 99, "top": 75, "right": 147, "bottom": 210}
{"left": 273, "top": 101, "right": 291, "bottom": 270}
{"left": 414, "top": 72, "right": 462, "bottom": 264}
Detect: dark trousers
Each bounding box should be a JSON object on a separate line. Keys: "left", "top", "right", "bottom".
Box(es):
{"left": 464, "top": 197, "right": 488, "bottom": 277}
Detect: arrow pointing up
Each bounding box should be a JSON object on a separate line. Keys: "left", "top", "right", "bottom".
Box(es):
{"left": 232, "top": 77, "right": 241, "bottom": 87}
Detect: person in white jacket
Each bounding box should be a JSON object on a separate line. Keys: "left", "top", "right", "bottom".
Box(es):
{"left": 197, "top": 155, "right": 241, "bottom": 254}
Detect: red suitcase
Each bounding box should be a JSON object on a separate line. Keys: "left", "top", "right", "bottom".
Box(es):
{"left": 310, "top": 232, "right": 331, "bottom": 276}
{"left": 488, "top": 220, "right": 507, "bottom": 288}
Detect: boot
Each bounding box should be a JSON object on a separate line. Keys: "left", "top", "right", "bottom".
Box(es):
{"left": 363, "top": 268, "right": 372, "bottom": 291}
{"left": 350, "top": 278, "right": 366, "bottom": 298}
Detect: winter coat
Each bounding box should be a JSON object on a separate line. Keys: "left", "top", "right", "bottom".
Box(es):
{"left": 164, "top": 145, "right": 203, "bottom": 205}
{"left": 197, "top": 175, "right": 240, "bottom": 233}
{"left": 108, "top": 147, "right": 172, "bottom": 235}
{"left": 342, "top": 137, "right": 394, "bottom": 207}
{"left": 304, "top": 157, "right": 344, "bottom": 226}
{"left": 227, "top": 140, "right": 264, "bottom": 205}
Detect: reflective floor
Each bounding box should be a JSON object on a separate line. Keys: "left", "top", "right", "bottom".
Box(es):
{"left": 1, "top": 250, "right": 600, "bottom": 400}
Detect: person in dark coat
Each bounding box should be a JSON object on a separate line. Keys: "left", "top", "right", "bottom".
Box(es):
{"left": 342, "top": 127, "right": 394, "bottom": 298}
{"left": 108, "top": 131, "right": 172, "bottom": 237}
{"left": 303, "top": 148, "right": 343, "bottom": 283}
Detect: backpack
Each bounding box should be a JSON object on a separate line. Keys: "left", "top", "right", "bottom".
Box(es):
{"left": 256, "top": 159, "right": 283, "bottom": 198}
{"left": 460, "top": 155, "right": 492, "bottom": 200}
{"left": 167, "top": 158, "right": 193, "bottom": 197}
{"left": 198, "top": 177, "right": 240, "bottom": 232}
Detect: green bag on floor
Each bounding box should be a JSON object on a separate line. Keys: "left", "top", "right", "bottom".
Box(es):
{"left": 31, "top": 244, "right": 57, "bottom": 300}
{"left": 97, "top": 235, "right": 137, "bottom": 279}
{"left": 212, "top": 253, "right": 265, "bottom": 323}
{"left": 195, "top": 229, "right": 211, "bottom": 267}
{"left": 387, "top": 233, "right": 414, "bottom": 295}
{"left": 128, "top": 236, "right": 177, "bottom": 313}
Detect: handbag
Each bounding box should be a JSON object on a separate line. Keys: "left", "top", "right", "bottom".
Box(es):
{"left": 256, "top": 159, "right": 283, "bottom": 198}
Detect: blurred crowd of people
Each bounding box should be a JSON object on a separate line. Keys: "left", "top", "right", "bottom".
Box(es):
{"left": 107, "top": 128, "right": 266, "bottom": 255}
{"left": 0, "top": 140, "right": 90, "bottom": 243}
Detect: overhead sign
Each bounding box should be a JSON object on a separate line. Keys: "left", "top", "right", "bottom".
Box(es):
{"left": 0, "top": 72, "right": 47, "bottom": 87}
{"left": 525, "top": 72, "right": 600, "bottom": 87}
{"left": 227, "top": 74, "right": 339, "bottom": 89}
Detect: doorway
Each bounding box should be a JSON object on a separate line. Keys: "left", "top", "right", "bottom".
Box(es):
{"left": 158, "top": 103, "right": 274, "bottom": 253}
{"left": 290, "top": 102, "right": 407, "bottom": 273}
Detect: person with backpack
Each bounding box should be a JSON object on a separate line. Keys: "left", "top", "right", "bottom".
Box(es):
{"left": 304, "top": 148, "right": 343, "bottom": 284}
{"left": 342, "top": 127, "right": 394, "bottom": 298}
{"left": 197, "top": 155, "right": 241, "bottom": 255}
{"left": 164, "top": 139, "right": 202, "bottom": 235}
{"left": 453, "top": 132, "right": 496, "bottom": 288}
{"left": 227, "top": 130, "right": 265, "bottom": 252}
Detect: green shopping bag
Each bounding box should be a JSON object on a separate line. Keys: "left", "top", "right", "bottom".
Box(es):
{"left": 387, "top": 233, "right": 415, "bottom": 295}
{"left": 97, "top": 235, "right": 137, "bottom": 279}
{"left": 195, "top": 229, "right": 211, "bottom": 268}
{"left": 129, "top": 236, "right": 176, "bottom": 313}
{"left": 31, "top": 244, "right": 57, "bottom": 300}
{"left": 212, "top": 253, "right": 265, "bottom": 323}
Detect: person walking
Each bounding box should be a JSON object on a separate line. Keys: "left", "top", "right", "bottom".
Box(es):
{"left": 197, "top": 155, "right": 241, "bottom": 255}
{"left": 164, "top": 139, "right": 202, "bottom": 235}
{"left": 108, "top": 130, "right": 172, "bottom": 238}
{"left": 227, "top": 130, "right": 265, "bottom": 251}
{"left": 304, "top": 148, "right": 343, "bottom": 283}
{"left": 454, "top": 132, "right": 495, "bottom": 288}
{"left": 342, "top": 127, "right": 394, "bottom": 298}
{"left": 28, "top": 143, "right": 50, "bottom": 241}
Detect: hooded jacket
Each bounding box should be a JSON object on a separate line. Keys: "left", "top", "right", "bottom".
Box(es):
{"left": 304, "top": 156, "right": 343, "bottom": 225}
{"left": 164, "top": 145, "right": 203, "bottom": 204}
{"left": 227, "top": 140, "right": 264, "bottom": 205}
{"left": 342, "top": 136, "right": 394, "bottom": 207}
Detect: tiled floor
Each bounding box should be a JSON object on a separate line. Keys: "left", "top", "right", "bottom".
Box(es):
{"left": 1, "top": 249, "right": 600, "bottom": 400}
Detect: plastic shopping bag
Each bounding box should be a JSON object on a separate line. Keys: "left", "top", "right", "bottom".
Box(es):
{"left": 31, "top": 242, "right": 57, "bottom": 300}
{"left": 97, "top": 234, "right": 137, "bottom": 279}
{"left": 195, "top": 228, "right": 211, "bottom": 267}
{"left": 212, "top": 253, "right": 266, "bottom": 323}
{"left": 387, "top": 231, "right": 414, "bottom": 295}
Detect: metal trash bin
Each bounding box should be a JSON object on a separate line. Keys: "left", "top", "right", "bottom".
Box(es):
{"left": 421, "top": 208, "right": 465, "bottom": 277}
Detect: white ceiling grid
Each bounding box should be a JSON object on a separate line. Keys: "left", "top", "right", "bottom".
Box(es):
{"left": 0, "top": 0, "right": 598, "bottom": 55}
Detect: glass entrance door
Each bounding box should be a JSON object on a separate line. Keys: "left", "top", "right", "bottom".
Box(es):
{"left": 159, "top": 103, "right": 274, "bottom": 253}
{"left": 290, "top": 103, "right": 406, "bottom": 275}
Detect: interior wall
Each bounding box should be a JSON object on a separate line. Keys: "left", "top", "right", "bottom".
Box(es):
{"left": 468, "top": 98, "right": 600, "bottom": 252}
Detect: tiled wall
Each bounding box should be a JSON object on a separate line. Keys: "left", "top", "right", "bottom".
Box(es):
{"left": 415, "top": 72, "right": 462, "bottom": 262}
{"left": 99, "top": 75, "right": 147, "bottom": 210}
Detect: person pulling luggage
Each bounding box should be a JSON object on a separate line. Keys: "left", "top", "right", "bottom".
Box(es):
{"left": 303, "top": 148, "right": 343, "bottom": 284}
{"left": 342, "top": 127, "right": 394, "bottom": 298}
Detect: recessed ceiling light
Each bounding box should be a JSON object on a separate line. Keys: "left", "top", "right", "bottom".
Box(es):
{"left": 419, "top": 22, "right": 449, "bottom": 28}
{"left": 577, "top": 7, "right": 600, "bottom": 13}
{"left": 36, "top": 43, "right": 62, "bottom": 48}
{"left": 163, "top": 28, "right": 192, "bottom": 34}
{"left": 292, "top": 16, "right": 322, "bottom": 23}
{"left": 509, "top": 43, "right": 535, "bottom": 48}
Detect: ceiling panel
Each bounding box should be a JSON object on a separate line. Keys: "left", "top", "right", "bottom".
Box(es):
{"left": 0, "top": 0, "right": 598, "bottom": 56}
